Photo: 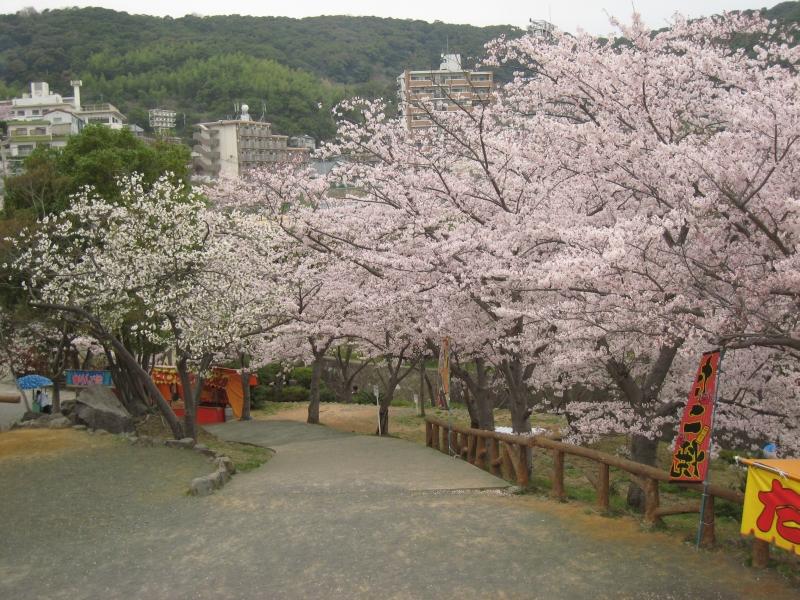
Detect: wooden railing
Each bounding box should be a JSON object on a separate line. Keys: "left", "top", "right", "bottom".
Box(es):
{"left": 425, "top": 416, "right": 771, "bottom": 568}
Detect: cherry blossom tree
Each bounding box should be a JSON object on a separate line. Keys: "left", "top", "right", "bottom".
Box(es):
{"left": 12, "top": 175, "right": 288, "bottom": 438}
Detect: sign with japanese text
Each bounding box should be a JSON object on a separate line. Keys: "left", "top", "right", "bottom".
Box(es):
{"left": 65, "top": 370, "right": 113, "bottom": 387}
{"left": 740, "top": 460, "right": 800, "bottom": 555}
{"left": 669, "top": 350, "right": 721, "bottom": 483}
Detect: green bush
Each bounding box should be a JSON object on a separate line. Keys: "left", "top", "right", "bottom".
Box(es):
{"left": 352, "top": 389, "right": 377, "bottom": 405}
{"left": 250, "top": 384, "right": 309, "bottom": 403}
{"left": 274, "top": 385, "right": 309, "bottom": 403}
{"left": 256, "top": 363, "right": 285, "bottom": 387}
{"left": 250, "top": 385, "right": 270, "bottom": 408}
{"left": 289, "top": 366, "right": 313, "bottom": 388}
{"left": 319, "top": 385, "right": 337, "bottom": 403}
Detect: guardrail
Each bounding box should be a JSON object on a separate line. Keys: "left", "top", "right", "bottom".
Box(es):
{"left": 425, "top": 416, "right": 771, "bottom": 568}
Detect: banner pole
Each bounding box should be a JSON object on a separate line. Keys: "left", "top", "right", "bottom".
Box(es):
{"left": 696, "top": 348, "right": 726, "bottom": 549}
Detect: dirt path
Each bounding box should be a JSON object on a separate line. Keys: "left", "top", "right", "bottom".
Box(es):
{"left": 258, "top": 402, "right": 417, "bottom": 434}
{"left": 1, "top": 421, "right": 798, "bottom": 599}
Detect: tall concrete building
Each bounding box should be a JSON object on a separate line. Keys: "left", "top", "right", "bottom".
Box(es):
{"left": 192, "top": 105, "right": 309, "bottom": 179}
{"left": 397, "top": 53, "right": 493, "bottom": 131}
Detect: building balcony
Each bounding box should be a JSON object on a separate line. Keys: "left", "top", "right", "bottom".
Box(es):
{"left": 192, "top": 145, "right": 220, "bottom": 160}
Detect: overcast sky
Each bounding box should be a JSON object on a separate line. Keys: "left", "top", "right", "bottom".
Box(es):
{"left": 2, "top": 1, "right": 775, "bottom": 34}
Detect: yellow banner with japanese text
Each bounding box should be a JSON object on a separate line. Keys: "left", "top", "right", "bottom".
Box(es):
{"left": 740, "top": 459, "right": 800, "bottom": 556}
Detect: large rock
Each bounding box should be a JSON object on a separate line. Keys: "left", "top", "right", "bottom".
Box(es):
{"left": 61, "top": 386, "right": 134, "bottom": 434}
{"left": 47, "top": 415, "right": 72, "bottom": 429}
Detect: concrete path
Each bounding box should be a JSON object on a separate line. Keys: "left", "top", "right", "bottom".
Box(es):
{"left": 205, "top": 420, "right": 508, "bottom": 493}
{"left": 1, "top": 421, "right": 797, "bottom": 600}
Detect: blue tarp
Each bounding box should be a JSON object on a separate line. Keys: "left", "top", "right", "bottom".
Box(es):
{"left": 16, "top": 374, "right": 54, "bottom": 390}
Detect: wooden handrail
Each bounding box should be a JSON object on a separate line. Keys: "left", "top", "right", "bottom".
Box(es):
{"left": 424, "top": 416, "right": 743, "bottom": 504}
{"left": 423, "top": 415, "right": 766, "bottom": 565}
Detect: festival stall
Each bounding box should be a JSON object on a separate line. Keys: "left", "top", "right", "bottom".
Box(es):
{"left": 151, "top": 366, "right": 257, "bottom": 424}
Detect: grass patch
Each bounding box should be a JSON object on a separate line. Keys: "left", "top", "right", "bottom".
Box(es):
{"left": 134, "top": 412, "right": 272, "bottom": 473}
{"left": 202, "top": 436, "right": 273, "bottom": 472}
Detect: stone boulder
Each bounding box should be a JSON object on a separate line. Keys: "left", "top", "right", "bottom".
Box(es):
{"left": 61, "top": 386, "right": 134, "bottom": 434}
{"left": 47, "top": 415, "right": 72, "bottom": 429}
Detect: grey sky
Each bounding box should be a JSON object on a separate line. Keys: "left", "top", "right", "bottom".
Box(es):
{"left": 3, "top": 1, "right": 775, "bottom": 34}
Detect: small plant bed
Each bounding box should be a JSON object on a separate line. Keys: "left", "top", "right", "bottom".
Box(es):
{"left": 135, "top": 414, "right": 273, "bottom": 473}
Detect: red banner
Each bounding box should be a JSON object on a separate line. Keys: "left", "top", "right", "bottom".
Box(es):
{"left": 669, "top": 350, "right": 721, "bottom": 483}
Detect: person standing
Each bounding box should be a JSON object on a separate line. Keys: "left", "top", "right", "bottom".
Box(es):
{"left": 39, "top": 389, "right": 52, "bottom": 414}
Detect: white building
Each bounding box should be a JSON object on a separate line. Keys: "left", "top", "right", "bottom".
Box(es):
{"left": 528, "top": 19, "right": 555, "bottom": 39}
{"left": 149, "top": 108, "right": 177, "bottom": 132}
{"left": 5, "top": 108, "right": 84, "bottom": 172}
{"left": 192, "top": 105, "right": 309, "bottom": 179}
{"left": 8, "top": 81, "right": 125, "bottom": 128}
{"left": 2, "top": 81, "right": 128, "bottom": 174}
{"left": 397, "top": 54, "right": 494, "bottom": 131}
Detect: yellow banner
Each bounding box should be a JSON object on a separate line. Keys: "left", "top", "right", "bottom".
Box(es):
{"left": 740, "top": 461, "right": 800, "bottom": 555}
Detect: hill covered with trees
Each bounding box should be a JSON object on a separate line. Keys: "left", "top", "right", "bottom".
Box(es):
{"left": 0, "top": 3, "right": 798, "bottom": 140}
{"left": 0, "top": 8, "right": 522, "bottom": 140}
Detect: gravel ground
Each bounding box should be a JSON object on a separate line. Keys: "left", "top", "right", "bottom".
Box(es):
{"left": 0, "top": 422, "right": 797, "bottom": 600}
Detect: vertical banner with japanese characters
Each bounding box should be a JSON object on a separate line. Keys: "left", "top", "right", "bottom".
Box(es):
{"left": 437, "top": 337, "right": 450, "bottom": 409}
{"left": 740, "top": 459, "right": 800, "bottom": 555}
{"left": 669, "top": 350, "right": 721, "bottom": 483}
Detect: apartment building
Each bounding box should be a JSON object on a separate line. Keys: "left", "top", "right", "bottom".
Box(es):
{"left": 192, "top": 105, "right": 309, "bottom": 179}
{"left": 2, "top": 81, "right": 128, "bottom": 173}
{"left": 396, "top": 53, "right": 494, "bottom": 131}
{"left": 149, "top": 108, "right": 177, "bottom": 133}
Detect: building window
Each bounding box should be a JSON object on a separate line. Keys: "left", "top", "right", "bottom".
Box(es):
{"left": 32, "top": 109, "right": 40, "bottom": 115}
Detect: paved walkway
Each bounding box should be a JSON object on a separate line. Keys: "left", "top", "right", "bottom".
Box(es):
{"left": 1, "top": 420, "right": 797, "bottom": 599}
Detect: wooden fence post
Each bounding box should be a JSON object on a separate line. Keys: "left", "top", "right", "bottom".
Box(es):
{"left": 489, "top": 438, "right": 500, "bottom": 476}
{"left": 475, "top": 437, "right": 485, "bottom": 470}
{"left": 699, "top": 495, "right": 715, "bottom": 548}
{"left": 431, "top": 424, "right": 439, "bottom": 451}
{"left": 517, "top": 444, "right": 530, "bottom": 488}
{"left": 425, "top": 421, "right": 432, "bottom": 447}
{"left": 500, "top": 442, "right": 514, "bottom": 481}
{"left": 752, "top": 540, "right": 769, "bottom": 569}
{"left": 643, "top": 478, "right": 661, "bottom": 526}
{"left": 552, "top": 450, "right": 565, "bottom": 501}
{"left": 448, "top": 428, "right": 458, "bottom": 456}
{"left": 597, "top": 463, "right": 610, "bottom": 512}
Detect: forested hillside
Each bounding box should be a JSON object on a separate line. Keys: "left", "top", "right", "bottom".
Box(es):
{"left": 0, "top": 3, "right": 797, "bottom": 140}
{"left": 0, "top": 8, "right": 521, "bottom": 139}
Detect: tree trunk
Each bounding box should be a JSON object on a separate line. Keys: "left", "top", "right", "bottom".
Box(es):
{"left": 627, "top": 434, "right": 659, "bottom": 511}
{"left": 452, "top": 357, "right": 494, "bottom": 431}
{"left": 474, "top": 359, "right": 494, "bottom": 431}
{"left": 307, "top": 355, "right": 324, "bottom": 424}
{"left": 240, "top": 353, "right": 252, "bottom": 421}
{"left": 377, "top": 398, "right": 390, "bottom": 436}
{"left": 501, "top": 358, "right": 532, "bottom": 434}
{"left": 115, "top": 342, "right": 182, "bottom": 438}
{"left": 52, "top": 380, "right": 61, "bottom": 414}
{"left": 177, "top": 358, "right": 197, "bottom": 441}
{"left": 423, "top": 370, "right": 436, "bottom": 408}
{"left": 417, "top": 360, "right": 425, "bottom": 417}
{"left": 462, "top": 383, "right": 479, "bottom": 428}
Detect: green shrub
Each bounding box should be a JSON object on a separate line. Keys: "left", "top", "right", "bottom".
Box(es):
{"left": 256, "top": 363, "right": 285, "bottom": 386}
{"left": 352, "top": 389, "right": 377, "bottom": 405}
{"left": 289, "top": 366, "right": 313, "bottom": 388}
{"left": 320, "top": 384, "right": 337, "bottom": 403}
{"left": 275, "top": 385, "right": 309, "bottom": 403}
{"left": 251, "top": 385, "right": 270, "bottom": 408}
